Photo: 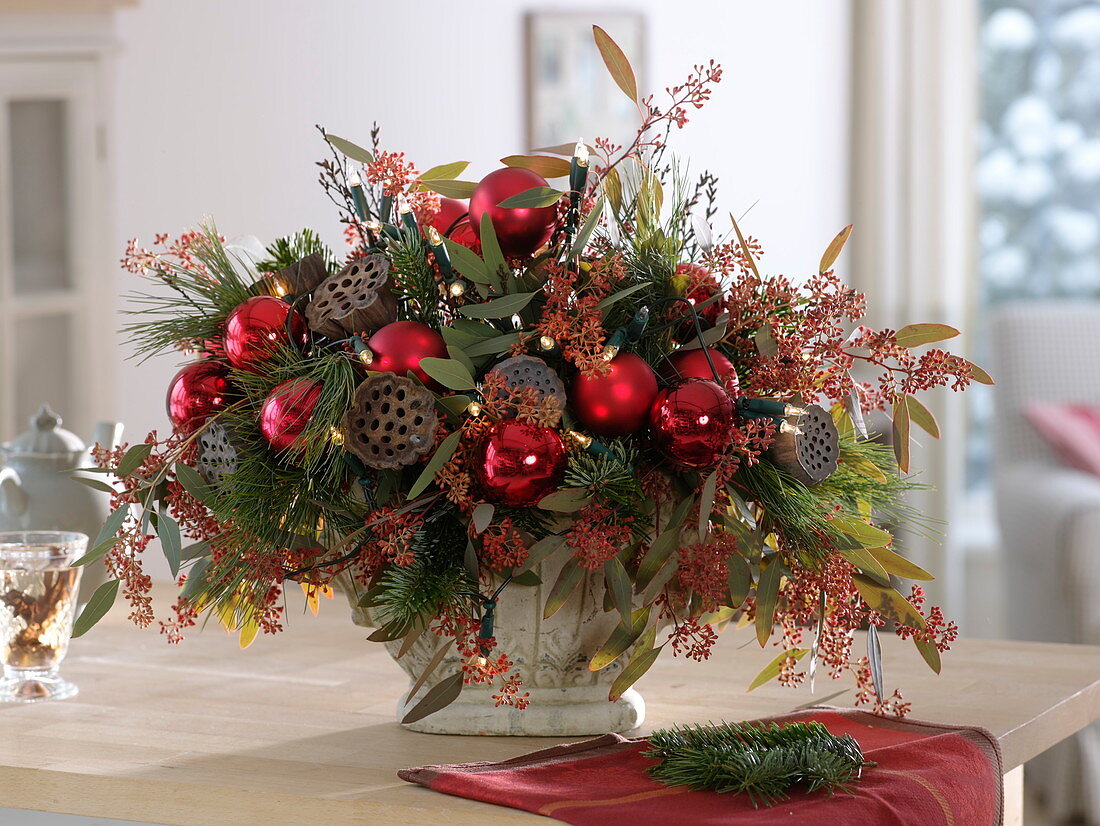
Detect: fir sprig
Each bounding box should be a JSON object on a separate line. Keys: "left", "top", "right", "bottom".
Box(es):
{"left": 645, "top": 721, "right": 873, "bottom": 807}
{"left": 255, "top": 229, "right": 338, "bottom": 276}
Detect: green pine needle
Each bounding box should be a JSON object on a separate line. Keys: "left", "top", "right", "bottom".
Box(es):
{"left": 645, "top": 721, "right": 873, "bottom": 807}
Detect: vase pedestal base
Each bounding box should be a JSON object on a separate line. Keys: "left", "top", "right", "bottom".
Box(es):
{"left": 398, "top": 684, "right": 645, "bottom": 736}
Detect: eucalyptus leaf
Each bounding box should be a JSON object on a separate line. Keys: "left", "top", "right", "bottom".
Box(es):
{"left": 419, "top": 179, "right": 478, "bottom": 199}
{"left": 115, "top": 443, "right": 153, "bottom": 477}
{"left": 566, "top": 197, "right": 606, "bottom": 259}
{"left": 727, "top": 553, "right": 751, "bottom": 609}
{"left": 418, "top": 161, "right": 470, "bottom": 181}
{"left": 419, "top": 357, "right": 476, "bottom": 391}
{"left": 500, "top": 155, "right": 572, "bottom": 178}
{"left": 464, "top": 332, "right": 521, "bottom": 357}
{"left": 867, "top": 623, "right": 885, "bottom": 703}
{"left": 748, "top": 648, "right": 808, "bottom": 691}
{"left": 472, "top": 503, "right": 495, "bottom": 534}
{"left": 442, "top": 238, "right": 492, "bottom": 285}
{"left": 609, "top": 644, "right": 663, "bottom": 701}
{"left": 596, "top": 281, "right": 652, "bottom": 313}
{"left": 404, "top": 639, "right": 455, "bottom": 704}
{"left": 755, "top": 556, "right": 784, "bottom": 647}
{"left": 325, "top": 133, "right": 374, "bottom": 164}
{"left": 174, "top": 462, "right": 211, "bottom": 504}
{"left": 497, "top": 187, "right": 565, "bottom": 209}
{"left": 401, "top": 672, "right": 464, "bottom": 724}
{"left": 604, "top": 556, "right": 634, "bottom": 626}
{"left": 819, "top": 224, "right": 853, "bottom": 274}
{"left": 71, "top": 579, "right": 119, "bottom": 638}
{"left": 894, "top": 323, "right": 959, "bottom": 348}
{"left": 157, "top": 512, "right": 183, "bottom": 578}
{"left": 592, "top": 24, "right": 639, "bottom": 102}
{"left": 590, "top": 605, "right": 650, "bottom": 671}
{"left": 458, "top": 292, "right": 536, "bottom": 320}
{"left": 515, "top": 535, "right": 564, "bottom": 574}
{"left": 538, "top": 488, "right": 592, "bottom": 513}
{"left": 543, "top": 558, "right": 584, "bottom": 619}
{"left": 70, "top": 475, "right": 115, "bottom": 494}
{"left": 407, "top": 430, "right": 463, "bottom": 499}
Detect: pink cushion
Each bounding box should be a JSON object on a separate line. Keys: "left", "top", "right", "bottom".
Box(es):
{"left": 1025, "top": 403, "right": 1100, "bottom": 477}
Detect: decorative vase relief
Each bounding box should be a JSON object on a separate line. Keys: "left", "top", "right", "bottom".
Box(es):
{"left": 339, "top": 552, "right": 646, "bottom": 736}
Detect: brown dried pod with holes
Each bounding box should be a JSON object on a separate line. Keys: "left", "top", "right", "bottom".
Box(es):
{"left": 487, "top": 355, "right": 566, "bottom": 424}
{"left": 343, "top": 373, "right": 438, "bottom": 470}
{"left": 765, "top": 403, "right": 839, "bottom": 486}
{"left": 305, "top": 255, "right": 397, "bottom": 338}
{"left": 196, "top": 421, "right": 239, "bottom": 486}
{"left": 255, "top": 253, "right": 330, "bottom": 300}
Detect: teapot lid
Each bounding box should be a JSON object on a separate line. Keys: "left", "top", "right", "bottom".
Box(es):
{"left": 3, "top": 404, "right": 85, "bottom": 456}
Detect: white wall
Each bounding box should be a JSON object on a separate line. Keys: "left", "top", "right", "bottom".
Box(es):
{"left": 110, "top": 0, "right": 852, "bottom": 448}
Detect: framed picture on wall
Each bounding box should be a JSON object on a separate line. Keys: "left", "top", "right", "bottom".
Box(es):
{"left": 525, "top": 11, "right": 645, "bottom": 151}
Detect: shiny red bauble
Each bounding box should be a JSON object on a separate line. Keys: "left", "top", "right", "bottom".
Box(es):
{"left": 431, "top": 198, "right": 478, "bottom": 248}
{"left": 570, "top": 353, "right": 659, "bottom": 436}
{"left": 648, "top": 379, "right": 737, "bottom": 469}
{"left": 474, "top": 420, "right": 567, "bottom": 506}
{"left": 223, "top": 295, "right": 308, "bottom": 372}
{"left": 366, "top": 320, "right": 449, "bottom": 390}
{"left": 166, "top": 361, "right": 230, "bottom": 432}
{"left": 659, "top": 348, "right": 739, "bottom": 391}
{"left": 469, "top": 168, "right": 558, "bottom": 258}
{"left": 260, "top": 378, "right": 323, "bottom": 453}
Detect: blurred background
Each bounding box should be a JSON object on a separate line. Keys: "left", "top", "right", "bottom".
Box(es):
{"left": 2, "top": 0, "right": 1100, "bottom": 821}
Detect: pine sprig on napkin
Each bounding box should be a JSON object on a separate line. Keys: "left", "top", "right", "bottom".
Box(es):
{"left": 645, "top": 720, "right": 875, "bottom": 807}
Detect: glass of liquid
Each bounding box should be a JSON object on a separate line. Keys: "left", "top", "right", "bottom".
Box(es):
{"left": 0, "top": 531, "right": 87, "bottom": 702}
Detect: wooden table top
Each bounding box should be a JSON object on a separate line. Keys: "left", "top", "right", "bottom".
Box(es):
{"left": 4, "top": 588, "right": 1100, "bottom": 825}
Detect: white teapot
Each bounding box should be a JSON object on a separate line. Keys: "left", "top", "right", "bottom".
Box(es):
{"left": 0, "top": 404, "right": 123, "bottom": 603}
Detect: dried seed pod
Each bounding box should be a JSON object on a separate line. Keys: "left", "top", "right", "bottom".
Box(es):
{"left": 196, "top": 422, "right": 238, "bottom": 486}
{"left": 306, "top": 255, "right": 397, "bottom": 338}
{"left": 343, "top": 373, "right": 438, "bottom": 469}
{"left": 488, "top": 355, "right": 566, "bottom": 423}
{"left": 766, "top": 403, "right": 839, "bottom": 486}
{"left": 255, "top": 253, "right": 330, "bottom": 300}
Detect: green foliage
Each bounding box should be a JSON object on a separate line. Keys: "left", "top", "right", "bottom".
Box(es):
{"left": 255, "top": 229, "right": 338, "bottom": 275}
{"left": 387, "top": 230, "right": 442, "bottom": 328}
{"left": 371, "top": 503, "right": 478, "bottom": 630}
{"left": 123, "top": 224, "right": 255, "bottom": 361}
{"left": 563, "top": 441, "right": 650, "bottom": 534}
{"left": 645, "top": 720, "right": 872, "bottom": 807}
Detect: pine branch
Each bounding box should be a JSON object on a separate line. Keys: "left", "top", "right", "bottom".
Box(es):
{"left": 255, "top": 229, "right": 338, "bottom": 275}
{"left": 645, "top": 721, "right": 873, "bottom": 807}
{"left": 386, "top": 231, "right": 443, "bottom": 327}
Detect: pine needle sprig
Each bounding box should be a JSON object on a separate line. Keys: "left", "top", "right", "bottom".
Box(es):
{"left": 387, "top": 231, "right": 443, "bottom": 328}
{"left": 645, "top": 721, "right": 873, "bottom": 807}
{"left": 255, "top": 229, "right": 338, "bottom": 276}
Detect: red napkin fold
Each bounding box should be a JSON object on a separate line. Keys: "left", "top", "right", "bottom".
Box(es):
{"left": 399, "top": 707, "right": 1003, "bottom": 825}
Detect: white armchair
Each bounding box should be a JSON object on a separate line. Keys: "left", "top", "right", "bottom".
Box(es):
{"left": 994, "top": 303, "right": 1100, "bottom": 822}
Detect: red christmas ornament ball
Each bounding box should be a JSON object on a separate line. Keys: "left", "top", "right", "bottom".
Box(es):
{"left": 431, "top": 198, "right": 478, "bottom": 248}
{"left": 649, "top": 379, "right": 737, "bottom": 469}
{"left": 223, "top": 295, "right": 308, "bottom": 372}
{"left": 166, "top": 361, "right": 230, "bottom": 432}
{"left": 474, "top": 420, "right": 567, "bottom": 506}
{"left": 571, "top": 353, "right": 659, "bottom": 436}
{"left": 469, "top": 168, "right": 558, "bottom": 258}
{"left": 659, "top": 348, "right": 739, "bottom": 391}
{"left": 260, "top": 377, "right": 323, "bottom": 453}
{"left": 366, "top": 321, "right": 449, "bottom": 390}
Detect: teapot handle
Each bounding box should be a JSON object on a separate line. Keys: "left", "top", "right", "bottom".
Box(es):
{"left": 0, "top": 466, "right": 27, "bottom": 518}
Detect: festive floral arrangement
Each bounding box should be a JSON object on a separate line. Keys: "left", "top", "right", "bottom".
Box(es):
{"left": 76, "top": 27, "right": 989, "bottom": 719}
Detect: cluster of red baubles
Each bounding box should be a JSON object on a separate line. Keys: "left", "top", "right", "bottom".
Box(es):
{"left": 166, "top": 164, "right": 739, "bottom": 504}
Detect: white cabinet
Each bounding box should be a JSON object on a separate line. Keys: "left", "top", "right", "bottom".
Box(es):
{"left": 0, "top": 4, "right": 124, "bottom": 441}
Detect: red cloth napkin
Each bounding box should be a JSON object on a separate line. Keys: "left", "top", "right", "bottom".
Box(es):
{"left": 399, "top": 707, "right": 1004, "bottom": 825}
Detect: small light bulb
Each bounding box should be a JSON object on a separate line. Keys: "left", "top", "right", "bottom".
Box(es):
{"left": 397, "top": 195, "right": 412, "bottom": 215}
{"left": 358, "top": 348, "right": 374, "bottom": 367}
{"left": 779, "top": 421, "right": 803, "bottom": 435}
{"left": 268, "top": 278, "right": 289, "bottom": 298}
{"left": 348, "top": 168, "right": 362, "bottom": 187}
{"left": 784, "top": 404, "right": 807, "bottom": 417}
{"left": 425, "top": 225, "right": 442, "bottom": 245}
{"left": 330, "top": 426, "right": 345, "bottom": 446}
{"left": 539, "top": 335, "right": 556, "bottom": 351}
{"left": 574, "top": 137, "right": 589, "bottom": 167}
{"left": 566, "top": 430, "right": 592, "bottom": 450}
{"left": 511, "top": 313, "right": 522, "bottom": 329}
{"left": 476, "top": 656, "right": 488, "bottom": 668}
{"left": 448, "top": 280, "right": 466, "bottom": 297}
{"left": 467, "top": 401, "right": 482, "bottom": 417}
{"left": 601, "top": 344, "right": 619, "bottom": 361}
{"left": 365, "top": 218, "right": 382, "bottom": 233}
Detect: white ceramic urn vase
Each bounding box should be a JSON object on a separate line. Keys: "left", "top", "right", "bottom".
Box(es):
{"left": 340, "top": 553, "right": 645, "bottom": 736}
